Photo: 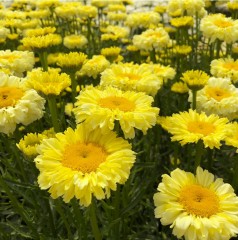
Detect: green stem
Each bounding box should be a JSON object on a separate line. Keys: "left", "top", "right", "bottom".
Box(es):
{"left": 69, "top": 71, "right": 77, "bottom": 103}
{"left": 216, "top": 40, "right": 221, "bottom": 59}
{"left": 39, "top": 51, "right": 48, "bottom": 71}
{"left": 192, "top": 90, "right": 197, "bottom": 110}
{"left": 47, "top": 95, "right": 61, "bottom": 133}
{"left": 89, "top": 199, "right": 102, "bottom": 240}
{"left": 194, "top": 140, "right": 204, "bottom": 173}
{"left": 112, "top": 185, "right": 121, "bottom": 240}
{"left": 150, "top": 47, "right": 156, "bottom": 63}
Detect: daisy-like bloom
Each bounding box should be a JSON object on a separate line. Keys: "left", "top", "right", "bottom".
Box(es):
{"left": 210, "top": 58, "right": 238, "bottom": 84}
{"left": 167, "top": 0, "right": 206, "bottom": 17}
{"left": 227, "top": 2, "right": 238, "bottom": 11}
{"left": 107, "top": 12, "right": 127, "bottom": 22}
{"left": 0, "top": 27, "right": 10, "bottom": 41}
{"left": 0, "top": 72, "right": 45, "bottom": 135}
{"left": 192, "top": 77, "right": 238, "bottom": 120}
{"left": 15, "top": 19, "right": 39, "bottom": 30}
{"left": 78, "top": 55, "right": 110, "bottom": 79}
{"left": 200, "top": 14, "right": 238, "bottom": 43}
{"left": 100, "top": 63, "right": 162, "bottom": 97}
{"left": 107, "top": 4, "right": 126, "bottom": 12}
{"left": 170, "top": 16, "right": 194, "bottom": 28}
{"left": 154, "top": 167, "right": 238, "bottom": 240}
{"left": 132, "top": 27, "right": 170, "bottom": 52}
{"left": 154, "top": 5, "right": 167, "bottom": 14}
{"left": 26, "top": 68, "right": 71, "bottom": 96}
{"left": 24, "top": 27, "right": 56, "bottom": 37}
{"left": 27, "top": 9, "right": 50, "bottom": 19}
{"left": 171, "top": 81, "right": 189, "bottom": 93}
{"left": 101, "top": 46, "right": 121, "bottom": 62}
{"left": 73, "top": 86, "right": 159, "bottom": 139}
{"left": 159, "top": 109, "right": 229, "bottom": 149}
{"left": 55, "top": 2, "right": 82, "bottom": 18}
{"left": 34, "top": 123, "right": 136, "bottom": 206}
{"left": 21, "top": 34, "right": 62, "bottom": 51}
{"left": 101, "top": 25, "right": 129, "bottom": 41}
{"left": 56, "top": 52, "right": 87, "bottom": 70}
{"left": 181, "top": 70, "right": 209, "bottom": 91}
{"left": 78, "top": 5, "right": 97, "bottom": 18}
{"left": 63, "top": 34, "right": 88, "bottom": 49}
{"left": 150, "top": 63, "right": 176, "bottom": 84}
{"left": 17, "top": 132, "right": 48, "bottom": 157}
{"left": 36, "top": 0, "right": 59, "bottom": 9}
{"left": 125, "top": 12, "right": 161, "bottom": 29}
{"left": 224, "top": 122, "right": 238, "bottom": 151}
{"left": 174, "top": 45, "right": 192, "bottom": 55}
{"left": 0, "top": 50, "right": 35, "bottom": 77}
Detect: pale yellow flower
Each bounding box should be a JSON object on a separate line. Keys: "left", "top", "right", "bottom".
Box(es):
{"left": 35, "top": 123, "right": 136, "bottom": 207}
{"left": 154, "top": 167, "right": 238, "bottom": 240}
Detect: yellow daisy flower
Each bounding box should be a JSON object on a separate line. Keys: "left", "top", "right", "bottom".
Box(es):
{"left": 34, "top": 123, "right": 136, "bottom": 207}
{"left": 26, "top": 68, "right": 71, "bottom": 96}
{"left": 21, "top": 33, "right": 62, "bottom": 50}
{"left": 132, "top": 27, "right": 170, "bottom": 51}
{"left": 73, "top": 86, "right": 159, "bottom": 139}
{"left": 125, "top": 12, "right": 161, "bottom": 29}
{"left": 167, "top": 0, "right": 206, "bottom": 17}
{"left": 151, "top": 63, "right": 176, "bottom": 84}
{"left": 159, "top": 109, "right": 229, "bottom": 149}
{"left": 100, "top": 62, "right": 162, "bottom": 96}
{"left": 154, "top": 167, "right": 238, "bottom": 240}
{"left": 225, "top": 122, "right": 238, "bottom": 151}
{"left": 56, "top": 52, "right": 87, "bottom": 70}
{"left": 200, "top": 13, "right": 238, "bottom": 43}
{"left": 63, "top": 34, "right": 88, "bottom": 50}
{"left": 0, "top": 72, "right": 45, "bottom": 135}
{"left": 78, "top": 55, "right": 110, "bottom": 79}
{"left": 100, "top": 46, "right": 121, "bottom": 63}
{"left": 0, "top": 50, "right": 35, "bottom": 77}
{"left": 24, "top": 27, "right": 56, "bottom": 37}
{"left": 193, "top": 77, "right": 238, "bottom": 120}
{"left": 170, "top": 16, "right": 194, "bottom": 28}
{"left": 17, "top": 132, "right": 47, "bottom": 157}
{"left": 171, "top": 81, "right": 189, "bottom": 94}
{"left": 181, "top": 70, "right": 209, "bottom": 91}
{"left": 174, "top": 45, "right": 192, "bottom": 55}
{"left": 210, "top": 57, "right": 238, "bottom": 84}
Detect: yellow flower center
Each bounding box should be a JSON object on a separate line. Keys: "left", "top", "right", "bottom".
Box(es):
{"left": 99, "top": 96, "right": 135, "bottom": 112}
{"left": 187, "top": 121, "right": 215, "bottom": 136}
{"left": 0, "top": 86, "right": 24, "bottom": 108}
{"left": 120, "top": 72, "right": 140, "bottom": 81}
{"left": 214, "top": 19, "right": 233, "bottom": 28}
{"left": 206, "top": 87, "right": 232, "bottom": 101}
{"left": 223, "top": 62, "right": 238, "bottom": 71}
{"left": 180, "top": 184, "right": 220, "bottom": 218}
{"left": 0, "top": 54, "right": 20, "bottom": 62}
{"left": 147, "top": 32, "right": 161, "bottom": 38}
{"left": 62, "top": 142, "right": 107, "bottom": 173}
